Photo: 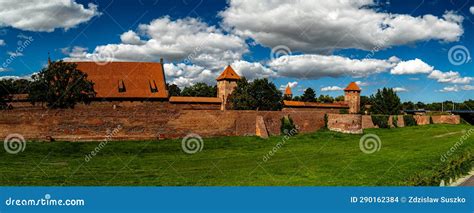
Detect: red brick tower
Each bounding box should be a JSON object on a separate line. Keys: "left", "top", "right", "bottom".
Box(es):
{"left": 216, "top": 65, "right": 240, "bottom": 110}
{"left": 344, "top": 82, "right": 361, "bottom": 114}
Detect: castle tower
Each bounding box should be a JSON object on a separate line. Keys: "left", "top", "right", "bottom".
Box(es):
{"left": 344, "top": 82, "right": 361, "bottom": 114}
{"left": 216, "top": 65, "right": 240, "bottom": 110}
{"left": 284, "top": 84, "right": 293, "bottom": 99}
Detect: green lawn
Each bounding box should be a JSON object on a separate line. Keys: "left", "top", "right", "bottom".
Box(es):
{"left": 1, "top": 124, "right": 473, "bottom": 186}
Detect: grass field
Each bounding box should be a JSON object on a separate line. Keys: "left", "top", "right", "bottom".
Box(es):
{"left": 1, "top": 124, "right": 473, "bottom": 186}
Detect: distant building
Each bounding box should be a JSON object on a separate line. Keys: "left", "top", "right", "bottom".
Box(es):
{"left": 216, "top": 65, "right": 240, "bottom": 110}
{"left": 344, "top": 82, "right": 361, "bottom": 114}
{"left": 284, "top": 85, "right": 293, "bottom": 99}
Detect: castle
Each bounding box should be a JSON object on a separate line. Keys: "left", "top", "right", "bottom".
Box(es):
{"left": 72, "top": 61, "right": 361, "bottom": 113}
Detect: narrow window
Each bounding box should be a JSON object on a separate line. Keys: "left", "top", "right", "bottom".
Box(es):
{"left": 118, "top": 80, "right": 126, "bottom": 93}
{"left": 149, "top": 80, "right": 158, "bottom": 93}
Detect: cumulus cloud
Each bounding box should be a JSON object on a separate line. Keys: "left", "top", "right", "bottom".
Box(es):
{"left": 120, "top": 30, "right": 144, "bottom": 45}
{"left": 355, "top": 81, "right": 369, "bottom": 86}
{"left": 428, "top": 70, "right": 472, "bottom": 84}
{"left": 0, "top": 0, "right": 100, "bottom": 32}
{"left": 230, "top": 60, "right": 276, "bottom": 80}
{"left": 470, "top": 6, "right": 474, "bottom": 15}
{"left": 220, "top": 0, "right": 463, "bottom": 53}
{"left": 0, "top": 39, "right": 4, "bottom": 46}
{"left": 439, "top": 85, "right": 474, "bottom": 92}
{"left": 390, "top": 58, "right": 433, "bottom": 75}
{"left": 393, "top": 87, "right": 408, "bottom": 92}
{"left": 164, "top": 63, "right": 216, "bottom": 88}
{"left": 66, "top": 16, "right": 248, "bottom": 71}
{"left": 268, "top": 54, "right": 394, "bottom": 79}
{"left": 321, "top": 86, "right": 343, "bottom": 91}
{"left": 279, "top": 81, "right": 298, "bottom": 91}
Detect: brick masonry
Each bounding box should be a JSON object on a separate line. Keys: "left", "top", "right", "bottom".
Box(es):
{"left": 0, "top": 102, "right": 461, "bottom": 141}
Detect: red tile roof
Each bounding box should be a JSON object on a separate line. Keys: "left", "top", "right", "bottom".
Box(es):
{"left": 284, "top": 85, "right": 292, "bottom": 95}
{"left": 283, "top": 100, "right": 349, "bottom": 108}
{"left": 216, "top": 65, "right": 240, "bottom": 81}
{"left": 75, "top": 62, "right": 168, "bottom": 99}
{"left": 344, "top": 82, "right": 361, "bottom": 91}
{"left": 169, "top": 96, "right": 222, "bottom": 104}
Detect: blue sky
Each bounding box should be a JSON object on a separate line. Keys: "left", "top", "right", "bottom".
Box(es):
{"left": 0, "top": 0, "right": 473, "bottom": 103}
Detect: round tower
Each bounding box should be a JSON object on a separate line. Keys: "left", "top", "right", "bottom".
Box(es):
{"left": 344, "top": 82, "right": 361, "bottom": 114}
{"left": 216, "top": 65, "right": 240, "bottom": 110}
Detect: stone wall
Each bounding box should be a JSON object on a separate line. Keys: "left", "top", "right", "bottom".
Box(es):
{"left": 0, "top": 103, "right": 462, "bottom": 141}
{"left": 327, "top": 114, "right": 362, "bottom": 134}
{"left": 361, "top": 115, "right": 460, "bottom": 129}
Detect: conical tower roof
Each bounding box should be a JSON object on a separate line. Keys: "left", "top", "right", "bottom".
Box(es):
{"left": 216, "top": 65, "right": 240, "bottom": 81}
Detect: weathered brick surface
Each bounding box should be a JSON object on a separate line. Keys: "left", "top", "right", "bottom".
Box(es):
{"left": 327, "top": 114, "right": 362, "bottom": 134}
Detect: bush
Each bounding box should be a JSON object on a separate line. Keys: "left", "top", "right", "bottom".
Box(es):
{"left": 323, "top": 114, "right": 328, "bottom": 129}
{"left": 280, "top": 116, "right": 298, "bottom": 135}
{"left": 371, "top": 115, "right": 390, "bottom": 128}
{"left": 429, "top": 116, "right": 434, "bottom": 124}
{"left": 403, "top": 115, "right": 417, "bottom": 126}
{"left": 392, "top": 115, "right": 398, "bottom": 128}
{"left": 339, "top": 108, "right": 348, "bottom": 114}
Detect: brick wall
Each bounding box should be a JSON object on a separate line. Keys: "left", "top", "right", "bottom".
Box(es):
{"left": 327, "top": 114, "right": 362, "bottom": 134}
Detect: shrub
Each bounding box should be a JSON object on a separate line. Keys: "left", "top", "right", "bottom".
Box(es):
{"left": 403, "top": 115, "right": 417, "bottom": 126}
{"left": 429, "top": 116, "right": 434, "bottom": 124}
{"left": 371, "top": 115, "right": 390, "bottom": 128}
{"left": 280, "top": 115, "right": 298, "bottom": 135}
{"left": 323, "top": 114, "right": 328, "bottom": 129}
{"left": 339, "top": 108, "right": 348, "bottom": 114}
{"left": 392, "top": 115, "right": 398, "bottom": 128}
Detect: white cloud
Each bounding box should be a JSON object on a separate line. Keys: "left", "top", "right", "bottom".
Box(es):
{"left": 221, "top": 0, "right": 463, "bottom": 53}
{"left": 321, "top": 86, "right": 343, "bottom": 91}
{"left": 66, "top": 16, "right": 248, "bottom": 71}
{"left": 0, "top": 39, "right": 4, "bottom": 46}
{"left": 120, "top": 30, "right": 144, "bottom": 45}
{"left": 470, "top": 6, "right": 474, "bottom": 15}
{"left": 280, "top": 81, "right": 298, "bottom": 91}
{"left": 439, "top": 85, "right": 474, "bottom": 92}
{"left": 393, "top": 87, "right": 408, "bottom": 92}
{"left": 164, "top": 63, "right": 216, "bottom": 88}
{"left": 428, "top": 70, "right": 472, "bottom": 84}
{"left": 268, "top": 54, "right": 394, "bottom": 79}
{"left": 355, "top": 81, "right": 369, "bottom": 86}
{"left": 390, "top": 58, "right": 433, "bottom": 75}
{"left": 0, "top": 0, "right": 100, "bottom": 32}
{"left": 0, "top": 67, "right": 7, "bottom": 72}
{"left": 230, "top": 60, "right": 276, "bottom": 80}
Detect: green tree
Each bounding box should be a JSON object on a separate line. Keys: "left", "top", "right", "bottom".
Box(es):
{"left": 335, "top": 95, "right": 345, "bottom": 102}
{"left": 28, "top": 60, "right": 96, "bottom": 109}
{"left": 228, "top": 78, "right": 282, "bottom": 111}
{"left": 415, "top": 101, "right": 426, "bottom": 110}
{"left": 301, "top": 88, "right": 316, "bottom": 102}
{"left": 402, "top": 101, "right": 415, "bottom": 110}
{"left": 0, "top": 80, "right": 12, "bottom": 109}
{"left": 167, "top": 84, "right": 181, "bottom": 96}
{"left": 370, "top": 88, "right": 401, "bottom": 115}
{"left": 359, "top": 95, "right": 371, "bottom": 114}
{"left": 181, "top": 82, "right": 217, "bottom": 97}
{"left": 318, "top": 94, "right": 334, "bottom": 103}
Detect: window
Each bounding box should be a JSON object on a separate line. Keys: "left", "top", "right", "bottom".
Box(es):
{"left": 149, "top": 80, "right": 158, "bottom": 93}
{"left": 118, "top": 80, "right": 126, "bottom": 93}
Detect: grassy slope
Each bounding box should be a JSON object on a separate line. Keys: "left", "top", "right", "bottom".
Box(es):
{"left": 0, "top": 124, "right": 472, "bottom": 186}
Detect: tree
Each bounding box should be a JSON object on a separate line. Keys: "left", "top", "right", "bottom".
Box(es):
{"left": 0, "top": 80, "right": 12, "bottom": 109}
{"left": 181, "top": 82, "right": 217, "bottom": 97}
{"left": 359, "top": 95, "right": 371, "bottom": 114}
{"left": 167, "top": 84, "right": 181, "bottom": 96}
{"left": 318, "top": 94, "right": 334, "bottom": 103}
{"left": 402, "top": 101, "right": 415, "bottom": 110}
{"left": 370, "top": 88, "right": 401, "bottom": 115}
{"left": 301, "top": 88, "right": 316, "bottom": 102}
{"left": 415, "top": 101, "right": 426, "bottom": 110}
{"left": 228, "top": 78, "right": 282, "bottom": 111}
{"left": 28, "top": 60, "right": 96, "bottom": 109}
{"left": 335, "top": 95, "right": 345, "bottom": 102}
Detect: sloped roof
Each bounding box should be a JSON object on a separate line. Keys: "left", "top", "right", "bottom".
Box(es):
{"left": 75, "top": 62, "right": 168, "bottom": 99}
{"left": 169, "top": 96, "right": 222, "bottom": 104}
{"left": 344, "top": 82, "right": 361, "bottom": 91}
{"left": 283, "top": 100, "right": 349, "bottom": 108}
{"left": 284, "top": 85, "right": 292, "bottom": 95}
{"left": 216, "top": 65, "right": 240, "bottom": 81}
